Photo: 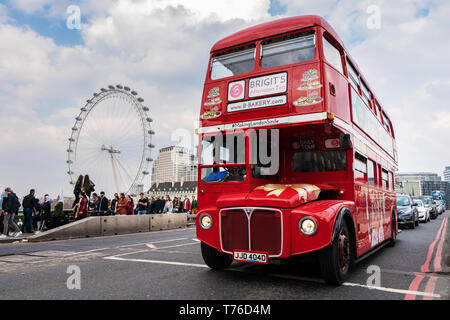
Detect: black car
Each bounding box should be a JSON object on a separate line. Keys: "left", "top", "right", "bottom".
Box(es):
{"left": 396, "top": 194, "right": 419, "bottom": 229}
{"left": 422, "top": 196, "right": 438, "bottom": 219}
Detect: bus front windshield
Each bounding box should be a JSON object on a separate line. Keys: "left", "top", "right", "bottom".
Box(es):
{"left": 200, "top": 133, "right": 246, "bottom": 183}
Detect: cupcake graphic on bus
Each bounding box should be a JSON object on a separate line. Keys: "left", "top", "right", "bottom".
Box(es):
{"left": 294, "top": 69, "right": 324, "bottom": 107}
{"left": 201, "top": 87, "right": 223, "bottom": 119}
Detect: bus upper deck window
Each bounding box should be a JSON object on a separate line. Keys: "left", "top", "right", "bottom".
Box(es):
{"left": 323, "top": 37, "right": 344, "bottom": 74}
{"left": 211, "top": 45, "right": 256, "bottom": 80}
{"left": 261, "top": 31, "right": 315, "bottom": 69}
{"left": 346, "top": 59, "right": 359, "bottom": 89}
{"left": 361, "top": 81, "right": 372, "bottom": 108}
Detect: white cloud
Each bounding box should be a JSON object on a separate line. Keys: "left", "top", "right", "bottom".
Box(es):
{"left": 0, "top": 0, "right": 449, "bottom": 198}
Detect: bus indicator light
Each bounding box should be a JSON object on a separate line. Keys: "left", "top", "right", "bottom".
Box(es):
{"left": 325, "top": 138, "right": 340, "bottom": 149}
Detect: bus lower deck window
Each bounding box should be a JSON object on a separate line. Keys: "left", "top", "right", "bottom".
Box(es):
{"left": 293, "top": 150, "right": 346, "bottom": 172}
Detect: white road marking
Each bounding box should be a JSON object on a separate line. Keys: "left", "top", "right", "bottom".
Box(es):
{"left": 103, "top": 254, "right": 441, "bottom": 298}
{"left": 156, "top": 242, "right": 199, "bottom": 250}
{"left": 104, "top": 256, "right": 209, "bottom": 268}
{"left": 117, "top": 238, "right": 188, "bottom": 248}
{"left": 342, "top": 282, "right": 440, "bottom": 298}
{"left": 192, "top": 238, "right": 200, "bottom": 242}
{"left": 146, "top": 244, "right": 157, "bottom": 249}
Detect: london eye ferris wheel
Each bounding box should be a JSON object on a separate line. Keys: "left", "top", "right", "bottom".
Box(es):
{"left": 67, "top": 85, "right": 155, "bottom": 197}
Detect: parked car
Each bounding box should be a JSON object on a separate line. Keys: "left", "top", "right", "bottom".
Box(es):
{"left": 413, "top": 199, "right": 430, "bottom": 223}
{"left": 422, "top": 196, "right": 438, "bottom": 219}
{"left": 396, "top": 194, "right": 419, "bottom": 229}
{"left": 435, "top": 200, "right": 444, "bottom": 215}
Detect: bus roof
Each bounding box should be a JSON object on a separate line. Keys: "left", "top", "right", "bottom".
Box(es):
{"left": 211, "top": 15, "right": 344, "bottom": 53}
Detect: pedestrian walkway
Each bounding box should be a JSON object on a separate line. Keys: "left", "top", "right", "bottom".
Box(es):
{"left": 0, "top": 233, "right": 37, "bottom": 244}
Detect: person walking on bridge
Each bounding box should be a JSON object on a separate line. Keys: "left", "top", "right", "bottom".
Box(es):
{"left": 22, "top": 189, "right": 37, "bottom": 234}
{"left": 0, "top": 188, "right": 22, "bottom": 238}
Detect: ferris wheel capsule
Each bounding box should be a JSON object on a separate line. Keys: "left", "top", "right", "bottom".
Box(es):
{"left": 108, "top": 85, "right": 115, "bottom": 90}
{"left": 124, "top": 87, "right": 130, "bottom": 91}
{"left": 137, "top": 98, "right": 144, "bottom": 102}
{"left": 116, "top": 85, "right": 123, "bottom": 89}
{"left": 146, "top": 117, "right": 153, "bottom": 122}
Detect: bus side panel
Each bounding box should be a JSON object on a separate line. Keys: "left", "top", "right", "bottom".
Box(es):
{"left": 322, "top": 62, "right": 351, "bottom": 123}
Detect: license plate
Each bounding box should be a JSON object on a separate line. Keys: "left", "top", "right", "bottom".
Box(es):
{"left": 233, "top": 251, "right": 268, "bottom": 264}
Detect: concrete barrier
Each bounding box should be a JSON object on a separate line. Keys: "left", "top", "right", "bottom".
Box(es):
{"left": 28, "top": 217, "right": 102, "bottom": 241}
{"left": 151, "top": 213, "right": 186, "bottom": 231}
{"left": 26, "top": 214, "right": 187, "bottom": 242}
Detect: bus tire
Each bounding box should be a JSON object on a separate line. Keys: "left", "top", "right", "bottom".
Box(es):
{"left": 388, "top": 212, "right": 397, "bottom": 247}
{"left": 319, "top": 221, "right": 352, "bottom": 285}
{"left": 201, "top": 242, "right": 232, "bottom": 270}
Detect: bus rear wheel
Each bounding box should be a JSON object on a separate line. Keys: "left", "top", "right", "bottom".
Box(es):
{"left": 201, "top": 242, "right": 232, "bottom": 270}
{"left": 388, "top": 213, "right": 397, "bottom": 247}
{"left": 319, "top": 221, "right": 352, "bottom": 285}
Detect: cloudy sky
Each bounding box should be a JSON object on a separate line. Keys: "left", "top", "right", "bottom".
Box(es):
{"left": 0, "top": 0, "right": 448, "bottom": 198}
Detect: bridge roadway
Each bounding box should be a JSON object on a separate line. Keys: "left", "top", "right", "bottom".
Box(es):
{"left": 0, "top": 212, "right": 448, "bottom": 300}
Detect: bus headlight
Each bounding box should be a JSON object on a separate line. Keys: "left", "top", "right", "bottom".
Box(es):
{"left": 199, "top": 214, "right": 213, "bottom": 230}
{"left": 298, "top": 217, "right": 317, "bottom": 236}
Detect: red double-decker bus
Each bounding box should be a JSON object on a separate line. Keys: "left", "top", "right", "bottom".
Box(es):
{"left": 196, "top": 15, "right": 398, "bottom": 284}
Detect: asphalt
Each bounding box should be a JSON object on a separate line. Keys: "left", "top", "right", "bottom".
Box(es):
{"left": 0, "top": 211, "right": 448, "bottom": 300}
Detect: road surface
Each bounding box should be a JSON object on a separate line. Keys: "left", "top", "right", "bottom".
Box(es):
{"left": 0, "top": 212, "right": 448, "bottom": 300}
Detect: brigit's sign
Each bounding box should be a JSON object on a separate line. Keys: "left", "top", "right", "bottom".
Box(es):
{"left": 249, "top": 72, "right": 287, "bottom": 98}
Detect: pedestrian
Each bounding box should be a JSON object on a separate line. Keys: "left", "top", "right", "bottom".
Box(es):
{"left": 0, "top": 188, "right": 22, "bottom": 238}
{"left": 163, "top": 195, "right": 173, "bottom": 214}
{"left": 126, "top": 195, "right": 134, "bottom": 215}
{"left": 82, "top": 175, "right": 95, "bottom": 200}
{"left": 41, "top": 194, "right": 52, "bottom": 231}
{"left": 72, "top": 175, "right": 83, "bottom": 208}
{"left": 53, "top": 195, "right": 64, "bottom": 227}
{"left": 172, "top": 197, "right": 178, "bottom": 213}
{"left": 33, "top": 198, "right": 41, "bottom": 231}
{"left": 116, "top": 193, "right": 128, "bottom": 215}
{"left": 0, "top": 191, "right": 8, "bottom": 235}
{"left": 76, "top": 193, "right": 88, "bottom": 220}
{"left": 98, "top": 191, "right": 109, "bottom": 216}
{"left": 137, "top": 193, "right": 148, "bottom": 215}
{"left": 89, "top": 193, "right": 99, "bottom": 214}
{"left": 191, "top": 196, "right": 197, "bottom": 215}
{"left": 22, "top": 189, "right": 37, "bottom": 234}
{"left": 182, "top": 195, "right": 191, "bottom": 213}
{"left": 146, "top": 196, "right": 154, "bottom": 214}
{"left": 110, "top": 193, "right": 119, "bottom": 215}
{"left": 154, "top": 195, "right": 164, "bottom": 214}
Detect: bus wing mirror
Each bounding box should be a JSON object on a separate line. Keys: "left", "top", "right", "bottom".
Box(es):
{"left": 339, "top": 133, "right": 352, "bottom": 149}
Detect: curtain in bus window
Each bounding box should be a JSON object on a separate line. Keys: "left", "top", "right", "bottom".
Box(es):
{"left": 261, "top": 33, "right": 315, "bottom": 69}
{"left": 293, "top": 150, "right": 346, "bottom": 172}
{"left": 211, "top": 46, "right": 256, "bottom": 80}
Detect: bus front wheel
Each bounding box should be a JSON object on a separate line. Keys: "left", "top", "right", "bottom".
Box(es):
{"left": 319, "top": 221, "right": 352, "bottom": 285}
{"left": 201, "top": 242, "right": 232, "bottom": 270}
